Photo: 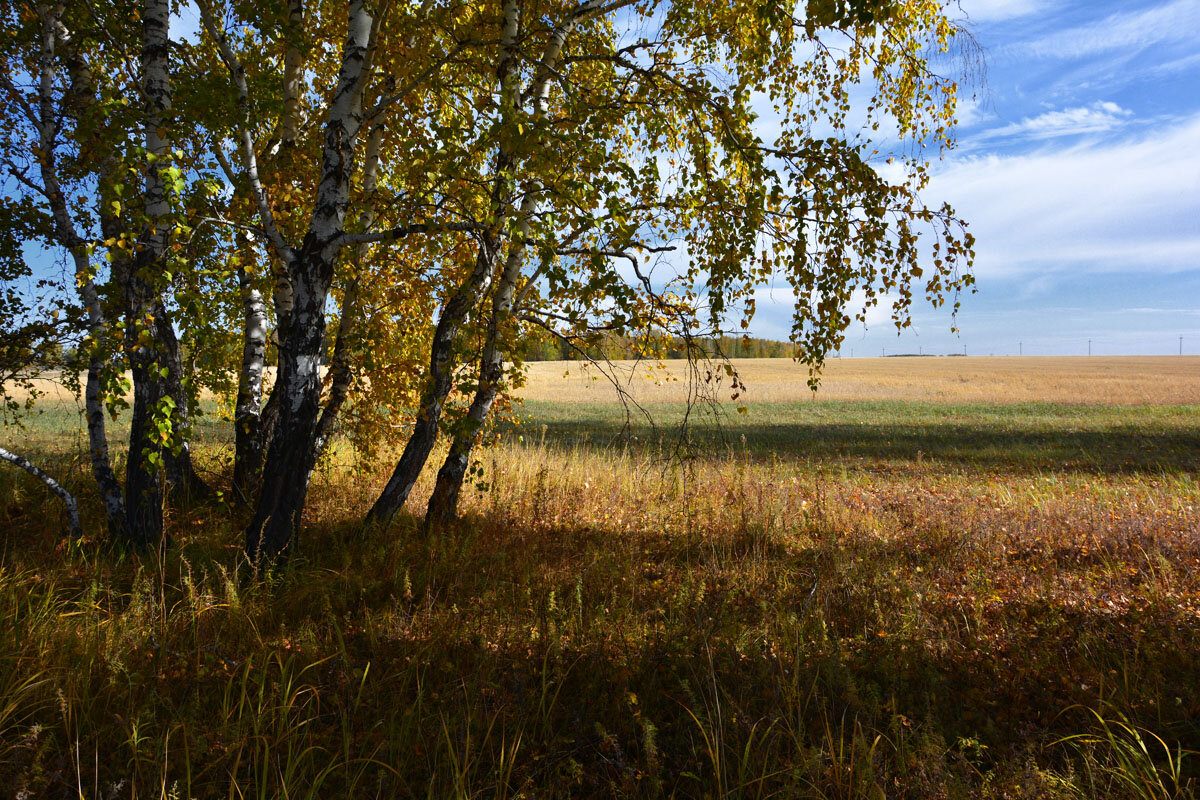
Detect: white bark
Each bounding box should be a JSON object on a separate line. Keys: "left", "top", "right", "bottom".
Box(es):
{"left": 234, "top": 277, "right": 267, "bottom": 470}
{"left": 142, "top": 0, "right": 171, "bottom": 238}
{"left": 246, "top": 0, "right": 378, "bottom": 562}
{"left": 115, "top": 0, "right": 176, "bottom": 546}
{"left": 277, "top": 0, "right": 306, "bottom": 149}
{"left": 309, "top": 0, "right": 373, "bottom": 252}
{"left": 28, "top": 5, "right": 127, "bottom": 533}
{"left": 272, "top": 269, "right": 294, "bottom": 345}
{"left": 235, "top": 254, "right": 268, "bottom": 446}
{"left": 312, "top": 122, "right": 383, "bottom": 458}
{"left": 239, "top": 286, "right": 268, "bottom": 416}
{"left": 0, "top": 447, "right": 83, "bottom": 540}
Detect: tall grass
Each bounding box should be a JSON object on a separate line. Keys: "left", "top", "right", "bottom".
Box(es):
{"left": 1, "top": 386, "right": 1198, "bottom": 797}
{"left": 1058, "top": 707, "right": 1197, "bottom": 800}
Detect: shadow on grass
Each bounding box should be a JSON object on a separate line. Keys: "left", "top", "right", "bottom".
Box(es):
{"left": 3, "top": 485, "right": 1199, "bottom": 797}
{"left": 510, "top": 409, "right": 1200, "bottom": 474}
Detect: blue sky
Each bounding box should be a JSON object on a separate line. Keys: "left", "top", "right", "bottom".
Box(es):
{"left": 26, "top": 2, "right": 1198, "bottom": 358}
{"left": 752, "top": 0, "right": 1200, "bottom": 356}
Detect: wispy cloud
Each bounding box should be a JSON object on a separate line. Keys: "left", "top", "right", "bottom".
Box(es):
{"left": 1142, "top": 51, "right": 1200, "bottom": 78}
{"left": 929, "top": 113, "right": 1200, "bottom": 278}
{"left": 1122, "top": 307, "right": 1200, "bottom": 315}
{"left": 956, "top": 0, "right": 1047, "bottom": 23}
{"left": 1012, "top": 0, "right": 1200, "bottom": 60}
{"left": 969, "top": 101, "right": 1132, "bottom": 142}
{"left": 953, "top": 99, "right": 994, "bottom": 130}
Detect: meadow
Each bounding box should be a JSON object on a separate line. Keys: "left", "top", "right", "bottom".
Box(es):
{"left": 1, "top": 356, "right": 1198, "bottom": 798}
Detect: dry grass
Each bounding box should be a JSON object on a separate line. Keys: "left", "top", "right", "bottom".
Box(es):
{"left": 517, "top": 356, "right": 1200, "bottom": 406}
{"left": 12, "top": 356, "right": 1199, "bottom": 412}
{"left": 0, "top": 357, "right": 1198, "bottom": 798}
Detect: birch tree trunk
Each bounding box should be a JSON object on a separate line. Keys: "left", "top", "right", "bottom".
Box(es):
{"left": 245, "top": 0, "right": 374, "bottom": 565}
{"left": 278, "top": 0, "right": 305, "bottom": 148}
{"left": 312, "top": 122, "right": 383, "bottom": 460}
{"left": 310, "top": 4, "right": 436, "bottom": 462}
{"left": 120, "top": 293, "right": 167, "bottom": 547}
{"left": 80, "top": 282, "right": 129, "bottom": 537}
{"left": 424, "top": 195, "right": 535, "bottom": 528}
{"left": 0, "top": 447, "right": 82, "bottom": 540}
{"left": 118, "top": 0, "right": 174, "bottom": 548}
{"left": 31, "top": 8, "right": 128, "bottom": 537}
{"left": 234, "top": 263, "right": 268, "bottom": 496}
{"left": 363, "top": 231, "right": 502, "bottom": 527}
{"left": 364, "top": 0, "right": 526, "bottom": 528}
{"left": 254, "top": 269, "right": 292, "bottom": 464}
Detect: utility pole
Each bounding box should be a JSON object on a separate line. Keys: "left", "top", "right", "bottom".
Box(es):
{"left": 1019, "top": 341, "right": 1022, "bottom": 356}
{"left": 1181, "top": 336, "right": 1184, "bottom": 355}
{"left": 1088, "top": 339, "right": 1092, "bottom": 357}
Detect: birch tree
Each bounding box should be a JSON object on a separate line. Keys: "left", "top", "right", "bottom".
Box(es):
{"left": 0, "top": 0, "right": 213, "bottom": 545}
{"left": 197, "top": 0, "right": 479, "bottom": 565}
{"left": 366, "top": 0, "right": 976, "bottom": 528}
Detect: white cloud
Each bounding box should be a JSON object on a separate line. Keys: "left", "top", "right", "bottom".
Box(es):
{"left": 956, "top": 0, "right": 1046, "bottom": 22}
{"left": 746, "top": 117, "right": 1200, "bottom": 340}
{"left": 969, "top": 101, "right": 1132, "bottom": 142}
{"left": 953, "top": 99, "right": 994, "bottom": 130}
{"left": 1122, "top": 307, "right": 1200, "bottom": 315}
{"left": 1013, "top": 0, "right": 1200, "bottom": 59}
{"left": 929, "top": 113, "right": 1200, "bottom": 278}
{"left": 1142, "top": 51, "right": 1200, "bottom": 77}
{"left": 751, "top": 286, "right": 903, "bottom": 340}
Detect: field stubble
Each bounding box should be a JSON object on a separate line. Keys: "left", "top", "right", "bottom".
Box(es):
{"left": 0, "top": 357, "right": 1198, "bottom": 798}
{"left": 518, "top": 355, "right": 1200, "bottom": 406}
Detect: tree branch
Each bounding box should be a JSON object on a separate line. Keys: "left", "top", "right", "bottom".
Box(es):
{"left": 194, "top": 0, "right": 297, "bottom": 267}
{"left": 0, "top": 446, "right": 82, "bottom": 539}
{"left": 336, "top": 220, "right": 484, "bottom": 247}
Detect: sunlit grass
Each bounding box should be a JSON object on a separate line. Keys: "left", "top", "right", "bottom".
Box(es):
{"left": 0, "top": 358, "right": 1198, "bottom": 797}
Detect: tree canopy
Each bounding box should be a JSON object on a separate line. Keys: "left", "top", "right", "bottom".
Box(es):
{"left": 0, "top": 0, "right": 975, "bottom": 560}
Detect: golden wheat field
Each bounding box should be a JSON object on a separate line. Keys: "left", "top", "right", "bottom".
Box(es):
{"left": 13, "top": 355, "right": 1200, "bottom": 411}
{"left": 517, "top": 355, "right": 1200, "bottom": 406}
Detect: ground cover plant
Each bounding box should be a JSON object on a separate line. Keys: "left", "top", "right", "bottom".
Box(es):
{"left": 1, "top": 356, "right": 1197, "bottom": 798}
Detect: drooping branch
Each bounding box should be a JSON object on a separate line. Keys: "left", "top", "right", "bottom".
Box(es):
{"left": 517, "top": 310, "right": 657, "bottom": 431}
{"left": 0, "top": 446, "right": 82, "bottom": 540}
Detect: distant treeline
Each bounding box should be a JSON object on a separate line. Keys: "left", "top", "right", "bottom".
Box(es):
{"left": 519, "top": 333, "right": 797, "bottom": 362}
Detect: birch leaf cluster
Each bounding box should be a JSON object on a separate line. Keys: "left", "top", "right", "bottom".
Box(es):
{"left": 0, "top": 0, "right": 974, "bottom": 561}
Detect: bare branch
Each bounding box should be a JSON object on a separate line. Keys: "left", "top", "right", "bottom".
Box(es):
{"left": 194, "top": 0, "right": 297, "bottom": 267}
{"left": 336, "top": 220, "right": 484, "bottom": 247}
